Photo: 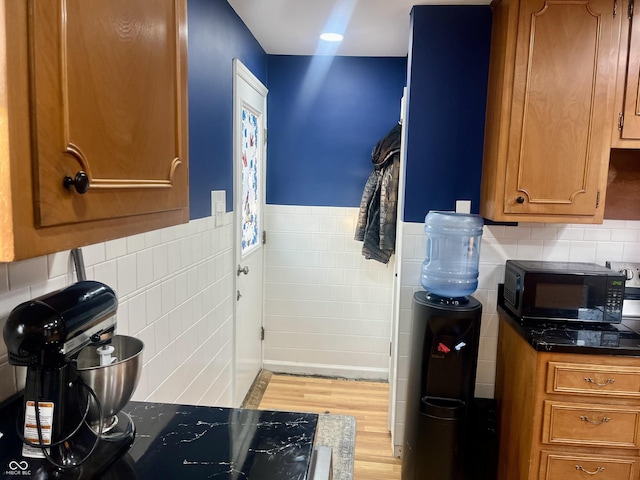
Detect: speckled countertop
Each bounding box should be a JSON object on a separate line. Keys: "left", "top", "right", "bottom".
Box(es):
{"left": 0, "top": 399, "right": 319, "bottom": 479}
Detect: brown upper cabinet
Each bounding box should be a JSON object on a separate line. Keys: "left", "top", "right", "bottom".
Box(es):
{"left": 0, "top": 0, "right": 189, "bottom": 262}
{"left": 612, "top": 0, "right": 640, "bottom": 147}
{"left": 480, "top": 0, "right": 621, "bottom": 223}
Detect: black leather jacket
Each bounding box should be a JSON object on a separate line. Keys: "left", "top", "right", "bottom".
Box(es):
{"left": 354, "top": 123, "right": 402, "bottom": 264}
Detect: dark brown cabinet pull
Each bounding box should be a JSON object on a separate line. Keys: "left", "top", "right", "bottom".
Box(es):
{"left": 63, "top": 171, "right": 90, "bottom": 194}
{"left": 516, "top": 196, "right": 525, "bottom": 204}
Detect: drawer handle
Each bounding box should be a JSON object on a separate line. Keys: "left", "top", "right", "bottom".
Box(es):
{"left": 579, "top": 415, "right": 610, "bottom": 425}
{"left": 584, "top": 377, "right": 615, "bottom": 387}
{"left": 575, "top": 465, "right": 605, "bottom": 475}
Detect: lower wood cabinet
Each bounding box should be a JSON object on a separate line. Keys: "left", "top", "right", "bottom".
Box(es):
{"left": 539, "top": 452, "right": 637, "bottom": 480}
{"left": 496, "top": 315, "right": 640, "bottom": 480}
{"left": 542, "top": 401, "right": 640, "bottom": 448}
{"left": 546, "top": 361, "right": 640, "bottom": 398}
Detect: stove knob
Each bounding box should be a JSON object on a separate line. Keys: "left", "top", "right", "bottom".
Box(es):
{"left": 619, "top": 268, "right": 634, "bottom": 281}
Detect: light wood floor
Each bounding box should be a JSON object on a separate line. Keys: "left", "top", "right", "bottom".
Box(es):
{"left": 258, "top": 374, "right": 402, "bottom": 480}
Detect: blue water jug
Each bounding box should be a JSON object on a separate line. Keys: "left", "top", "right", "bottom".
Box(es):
{"left": 420, "top": 211, "right": 484, "bottom": 298}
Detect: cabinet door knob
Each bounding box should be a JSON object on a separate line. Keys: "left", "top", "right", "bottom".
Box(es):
{"left": 516, "top": 196, "right": 525, "bottom": 204}
{"left": 63, "top": 171, "right": 90, "bottom": 194}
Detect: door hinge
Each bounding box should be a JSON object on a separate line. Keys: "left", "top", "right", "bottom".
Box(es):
{"left": 389, "top": 342, "right": 392, "bottom": 356}
{"left": 263, "top": 128, "right": 267, "bottom": 145}
{"left": 630, "top": 0, "right": 634, "bottom": 19}
{"left": 619, "top": 112, "right": 624, "bottom": 131}
{"left": 614, "top": 0, "right": 618, "bottom": 16}
{"left": 596, "top": 190, "right": 601, "bottom": 208}
{"left": 261, "top": 326, "right": 265, "bottom": 341}
{"left": 262, "top": 230, "right": 267, "bottom": 245}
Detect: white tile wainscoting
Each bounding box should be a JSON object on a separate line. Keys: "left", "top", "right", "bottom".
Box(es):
{"left": 263, "top": 205, "right": 396, "bottom": 380}
{"left": 391, "top": 218, "right": 640, "bottom": 452}
{"left": 0, "top": 191, "right": 237, "bottom": 408}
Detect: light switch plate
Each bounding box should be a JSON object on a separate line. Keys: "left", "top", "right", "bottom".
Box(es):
{"left": 211, "top": 191, "right": 226, "bottom": 227}
{"left": 215, "top": 202, "right": 225, "bottom": 226}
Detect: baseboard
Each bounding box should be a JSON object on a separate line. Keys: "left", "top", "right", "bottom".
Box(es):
{"left": 241, "top": 370, "right": 272, "bottom": 409}
{"left": 263, "top": 360, "right": 389, "bottom": 381}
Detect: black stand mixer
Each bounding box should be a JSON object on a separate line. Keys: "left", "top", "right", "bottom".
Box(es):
{"left": 2, "top": 281, "right": 143, "bottom": 479}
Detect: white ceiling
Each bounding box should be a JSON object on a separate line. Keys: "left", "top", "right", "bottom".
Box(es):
{"left": 227, "top": 0, "right": 490, "bottom": 57}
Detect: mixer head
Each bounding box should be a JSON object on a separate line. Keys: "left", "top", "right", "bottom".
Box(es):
{"left": 3, "top": 281, "right": 118, "bottom": 368}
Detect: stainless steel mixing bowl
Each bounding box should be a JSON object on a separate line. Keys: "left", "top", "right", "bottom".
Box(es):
{"left": 77, "top": 335, "right": 143, "bottom": 432}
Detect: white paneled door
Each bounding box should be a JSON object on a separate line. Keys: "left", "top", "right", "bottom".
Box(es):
{"left": 233, "top": 59, "right": 267, "bottom": 405}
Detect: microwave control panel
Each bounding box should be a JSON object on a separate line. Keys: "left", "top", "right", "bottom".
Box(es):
{"left": 605, "top": 278, "right": 624, "bottom": 315}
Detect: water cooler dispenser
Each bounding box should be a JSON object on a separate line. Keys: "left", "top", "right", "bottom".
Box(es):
{"left": 402, "top": 293, "right": 482, "bottom": 480}
{"left": 402, "top": 212, "right": 492, "bottom": 480}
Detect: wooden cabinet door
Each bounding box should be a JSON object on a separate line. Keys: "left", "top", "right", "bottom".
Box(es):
{"left": 503, "top": 0, "right": 618, "bottom": 216}
{"left": 30, "top": 0, "right": 188, "bottom": 228}
{"left": 614, "top": 0, "right": 640, "bottom": 143}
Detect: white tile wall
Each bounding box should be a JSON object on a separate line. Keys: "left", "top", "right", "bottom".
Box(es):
{"left": 4, "top": 198, "right": 639, "bottom": 455}
{"left": 392, "top": 218, "right": 640, "bottom": 450}
{"left": 263, "top": 205, "right": 395, "bottom": 380}
{"left": 0, "top": 191, "right": 236, "bottom": 408}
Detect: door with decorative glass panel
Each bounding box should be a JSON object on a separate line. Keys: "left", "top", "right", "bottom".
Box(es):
{"left": 233, "top": 59, "right": 267, "bottom": 405}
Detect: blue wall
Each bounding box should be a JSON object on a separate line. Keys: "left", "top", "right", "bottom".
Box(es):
{"left": 403, "top": 6, "right": 492, "bottom": 223}
{"left": 188, "top": 2, "right": 487, "bottom": 218}
{"left": 188, "top": 0, "right": 267, "bottom": 218}
{"left": 266, "top": 55, "right": 407, "bottom": 207}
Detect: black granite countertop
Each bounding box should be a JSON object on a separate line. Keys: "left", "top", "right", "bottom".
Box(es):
{"left": 0, "top": 399, "right": 319, "bottom": 479}
{"left": 497, "top": 285, "right": 640, "bottom": 356}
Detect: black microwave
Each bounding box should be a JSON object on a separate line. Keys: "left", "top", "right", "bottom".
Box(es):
{"left": 503, "top": 260, "right": 626, "bottom": 323}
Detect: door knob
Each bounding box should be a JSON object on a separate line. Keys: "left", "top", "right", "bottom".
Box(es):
{"left": 63, "top": 171, "right": 90, "bottom": 194}
{"left": 237, "top": 265, "right": 249, "bottom": 276}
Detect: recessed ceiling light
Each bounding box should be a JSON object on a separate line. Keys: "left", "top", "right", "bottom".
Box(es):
{"left": 320, "top": 32, "right": 344, "bottom": 42}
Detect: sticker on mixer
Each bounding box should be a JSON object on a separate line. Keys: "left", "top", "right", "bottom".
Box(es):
{"left": 22, "top": 401, "right": 54, "bottom": 459}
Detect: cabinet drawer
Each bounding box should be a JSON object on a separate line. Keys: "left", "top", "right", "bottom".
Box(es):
{"left": 542, "top": 401, "right": 640, "bottom": 448}
{"left": 539, "top": 452, "right": 637, "bottom": 480}
{"left": 547, "top": 362, "right": 640, "bottom": 398}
